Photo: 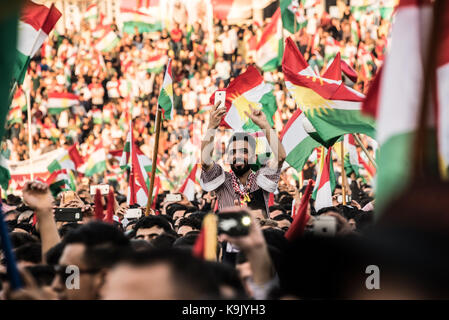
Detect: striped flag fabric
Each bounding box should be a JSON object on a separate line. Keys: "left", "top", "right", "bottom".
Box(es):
{"left": 120, "top": 0, "right": 163, "bottom": 34}
{"left": 280, "top": 0, "right": 308, "bottom": 34}
{"left": 280, "top": 109, "right": 321, "bottom": 172}
{"left": 46, "top": 169, "right": 71, "bottom": 197}
{"left": 0, "top": 153, "right": 11, "bottom": 191}
{"left": 140, "top": 54, "right": 167, "bottom": 74}
{"left": 343, "top": 134, "right": 362, "bottom": 178}
{"left": 312, "top": 147, "right": 336, "bottom": 201}
{"left": 211, "top": 66, "right": 277, "bottom": 132}
{"left": 159, "top": 59, "right": 174, "bottom": 120}
{"left": 7, "top": 106, "right": 22, "bottom": 126}
{"left": 282, "top": 37, "right": 375, "bottom": 147}
{"left": 47, "top": 92, "right": 80, "bottom": 114}
{"left": 127, "top": 140, "right": 149, "bottom": 207}
{"left": 13, "top": 1, "right": 61, "bottom": 84}
{"left": 211, "top": 0, "right": 253, "bottom": 23}
{"left": 256, "top": 8, "right": 283, "bottom": 72}
{"left": 314, "top": 148, "right": 334, "bottom": 211}
{"left": 436, "top": 7, "right": 449, "bottom": 178}
{"left": 48, "top": 144, "right": 84, "bottom": 173}
{"left": 192, "top": 213, "right": 217, "bottom": 261}
{"left": 84, "top": 4, "right": 98, "bottom": 21}
{"left": 11, "top": 86, "right": 27, "bottom": 111}
{"left": 82, "top": 144, "right": 107, "bottom": 177}
{"left": 361, "top": 0, "right": 433, "bottom": 212}
{"left": 179, "top": 164, "right": 198, "bottom": 201}
{"left": 94, "top": 25, "right": 119, "bottom": 53}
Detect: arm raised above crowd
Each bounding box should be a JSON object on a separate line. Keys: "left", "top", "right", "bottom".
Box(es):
{"left": 22, "top": 181, "right": 60, "bottom": 263}
{"left": 244, "top": 105, "right": 286, "bottom": 168}
{"left": 201, "top": 102, "right": 226, "bottom": 171}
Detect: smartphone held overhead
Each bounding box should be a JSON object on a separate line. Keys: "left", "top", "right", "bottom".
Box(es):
{"left": 214, "top": 91, "right": 226, "bottom": 111}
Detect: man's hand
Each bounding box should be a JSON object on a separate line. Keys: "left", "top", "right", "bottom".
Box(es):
{"left": 207, "top": 102, "right": 226, "bottom": 129}
{"left": 244, "top": 105, "right": 270, "bottom": 130}
{"left": 22, "top": 181, "right": 54, "bottom": 215}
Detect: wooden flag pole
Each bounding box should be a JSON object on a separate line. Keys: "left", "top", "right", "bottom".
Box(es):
{"left": 25, "top": 88, "right": 34, "bottom": 180}
{"left": 352, "top": 133, "right": 377, "bottom": 169}
{"left": 145, "top": 108, "right": 162, "bottom": 215}
{"left": 340, "top": 143, "right": 348, "bottom": 205}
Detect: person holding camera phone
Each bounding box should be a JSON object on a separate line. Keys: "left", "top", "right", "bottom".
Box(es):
{"left": 200, "top": 103, "right": 286, "bottom": 217}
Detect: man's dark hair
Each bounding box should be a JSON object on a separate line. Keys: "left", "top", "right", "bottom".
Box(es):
{"left": 269, "top": 205, "right": 286, "bottom": 215}
{"left": 336, "top": 204, "right": 358, "bottom": 221}
{"left": 226, "top": 131, "right": 256, "bottom": 154}
{"left": 9, "top": 232, "right": 39, "bottom": 249}
{"left": 151, "top": 232, "right": 179, "bottom": 249}
{"left": 206, "top": 261, "right": 247, "bottom": 299}
{"left": 166, "top": 204, "right": 188, "bottom": 218}
{"left": 118, "top": 248, "right": 221, "bottom": 299}
{"left": 279, "top": 195, "right": 294, "bottom": 213}
{"left": 130, "top": 239, "right": 154, "bottom": 251}
{"left": 273, "top": 214, "right": 293, "bottom": 223}
{"left": 46, "top": 242, "right": 65, "bottom": 266}
{"left": 172, "top": 232, "right": 199, "bottom": 250}
{"left": 14, "top": 243, "right": 42, "bottom": 264}
{"left": 354, "top": 210, "right": 374, "bottom": 233}
{"left": 24, "top": 265, "right": 55, "bottom": 287}
{"left": 178, "top": 216, "right": 202, "bottom": 231}
{"left": 63, "top": 221, "right": 131, "bottom": 269}
{"left": 133, "top": 216, "right": 173, "bottom": 233}
{"left": 58, "top": 222, "right": 82, "bottom": 238}
{"left": 316, "top": 206, "right": 339, "bottom": 216}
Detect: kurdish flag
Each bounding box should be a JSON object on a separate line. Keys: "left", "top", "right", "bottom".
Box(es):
{"left": 11, "top": 86, "right": 27, "bottom": 111}
{"left": 8, "top": 106, "right": 22, "bottom": 126}
{"left": 282, "top": 37, "right": 375, "bottom": 147}
{"left": 46, "top": 169, "right": 71, "bottom": 197}
{"left": 211, "top": 66, "right": 277, "bottom": 132}
{"left": 193, "top": 213, "right": 218, "bottom": 261}
{"left": 280, "top": 0, "right": 308, "bottom": 34}
{"left": 82, "top": 144, "right": 107, "bottom": 177}
{"left": 94, "top": 26, "right": 119, "bottom": 53}
{"left": 179, "top": 164, "right": 198, "bottom": 201}
{"left": 313, "top": 148, "right": 335, "bottom": 211}
{"left": 48, "top": 144, "right": 84, "bottom": 173}
{"left": 436, "top": 6, "right": 449, "bottom": 179}
{"left": 120, "top": 1, "right": 163, "bottom": 34}
{"left": 47, "top": 92, "right": 80, "bottom": 114}
{"left": 141, "top": 54, "right": 167, "bottom": 74}
{"left": 256, "top": 8, "right": 283, "bottom": 72}
{"left": 13, "top": 1, "right": 61, "bottom": 84}
{"left": 344, "top": 134, "right": 362, "bottom": 178}
{"left": 84, "top": 4, "right": 98, "bottom": 21}
{"left": 127, "top": 140, "right": 150, "bottom": 207}
{"left": 0, "top": 153, "right": 11, "bottom": 191}
{"left": 158, "top": 59, "right": 174, "bottom": 120}
{"left": 362, "top": 0, "right": 433, "bottom": 213}
{"left": 312, "top": 147, "right": 336, "bottom": 201}
{"left": 280, "top": 109, "right": 321, "bottom": 172}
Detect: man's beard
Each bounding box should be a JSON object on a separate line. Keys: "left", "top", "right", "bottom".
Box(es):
{"left": 231, "top": 160, "right": 251, "bottom": 177}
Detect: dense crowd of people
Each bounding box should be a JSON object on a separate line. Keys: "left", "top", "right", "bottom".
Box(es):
{"left": 4, "top": 3, "right": 448, "bottom": 300}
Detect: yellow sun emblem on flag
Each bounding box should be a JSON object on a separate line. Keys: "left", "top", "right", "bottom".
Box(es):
{"left": 165, "top": 83, "right": 173, "bottom": 98}
{"left": 229, "top": 93, "right": 262, "bottom": 123}
{"left": 291, "top": 84, "right": 333, "bottom": 117}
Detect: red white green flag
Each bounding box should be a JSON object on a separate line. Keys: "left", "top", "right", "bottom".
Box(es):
{"left": 13, "top": 1, "right": 61, "bottom": 84}
{"left": 179, "top": 164, "right": 198, "bottom": 201}
{"left": 256, "top": 8, "right": 283, "bottom": 72}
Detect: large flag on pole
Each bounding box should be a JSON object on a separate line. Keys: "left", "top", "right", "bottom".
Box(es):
{"left": 48, "top": 144, "right": 84, "bottom": 173}
{"left": 81, "top": 144, "right": 107, "bottom": 177}
{"left": 362, "top": 0, "right": 434, "bottom": 212}
{"left": 280, "top": 109, "right": 321, "bottom": 172}
{"left": 120, "top": 0, "right": 163, "bottom": 34}
{"left": 312, "top": 147, "right": 336, "bottom": 201}
{"left": 437, "top": 7, "right": 449, "bottom": 178}
{"left": 179, "top": 164, "right": 198, "bottom": 201}
{"left": 13, "top": 1, "right": 61, "bottom": 85}
{"left": 256, "top": 8, "right": 283, "bottom": 72}
{"left": 280, "top": 0, "right": 308, "bottom": 34}
{"left": 314, "top": 148, "right": 334, "bottom": 211}
{"left": 159, "top": 58, "right": 174, "bottom": 120}
{"left": 210, "top": 66, "right": 277, "bottom": 132}
{"left": 282, "top": 37, "right": 375, "bottom": 147}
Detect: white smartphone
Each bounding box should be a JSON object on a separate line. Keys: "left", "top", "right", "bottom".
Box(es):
{"left": 124, "top": 208, "right": 142, "bottom": 220}
{"left": 214, "top": 91, "right": 226, "bottom": 111}
{"left": 310, "top": 215, "right": 337, "bottom": 237}
{"left": 90, "top": 184, "right": 110, "bottom": 195}
{"left": 337, "top": 195, "right": 351, "bottom": 204}
{"left": 165, "top": 193, "right": 182, "bottom": 202}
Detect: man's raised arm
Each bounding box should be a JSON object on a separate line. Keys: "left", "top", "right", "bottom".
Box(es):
{"left": 201, "top": 102, "right": 226, "bottom": 171}
{"left": 245, "top": 106, "right": 286, "bottom": 168}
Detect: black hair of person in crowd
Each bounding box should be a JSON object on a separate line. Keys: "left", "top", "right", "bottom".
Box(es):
{"left": 133, "top": 215, "right": 173, "bottom": 241}
{"left": 101, "top": 248, "right": 221, "bottom": 299}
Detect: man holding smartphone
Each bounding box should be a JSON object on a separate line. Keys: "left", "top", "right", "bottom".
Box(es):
{"left": 200, "top": 102, "right": 286, "bottom": 217}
